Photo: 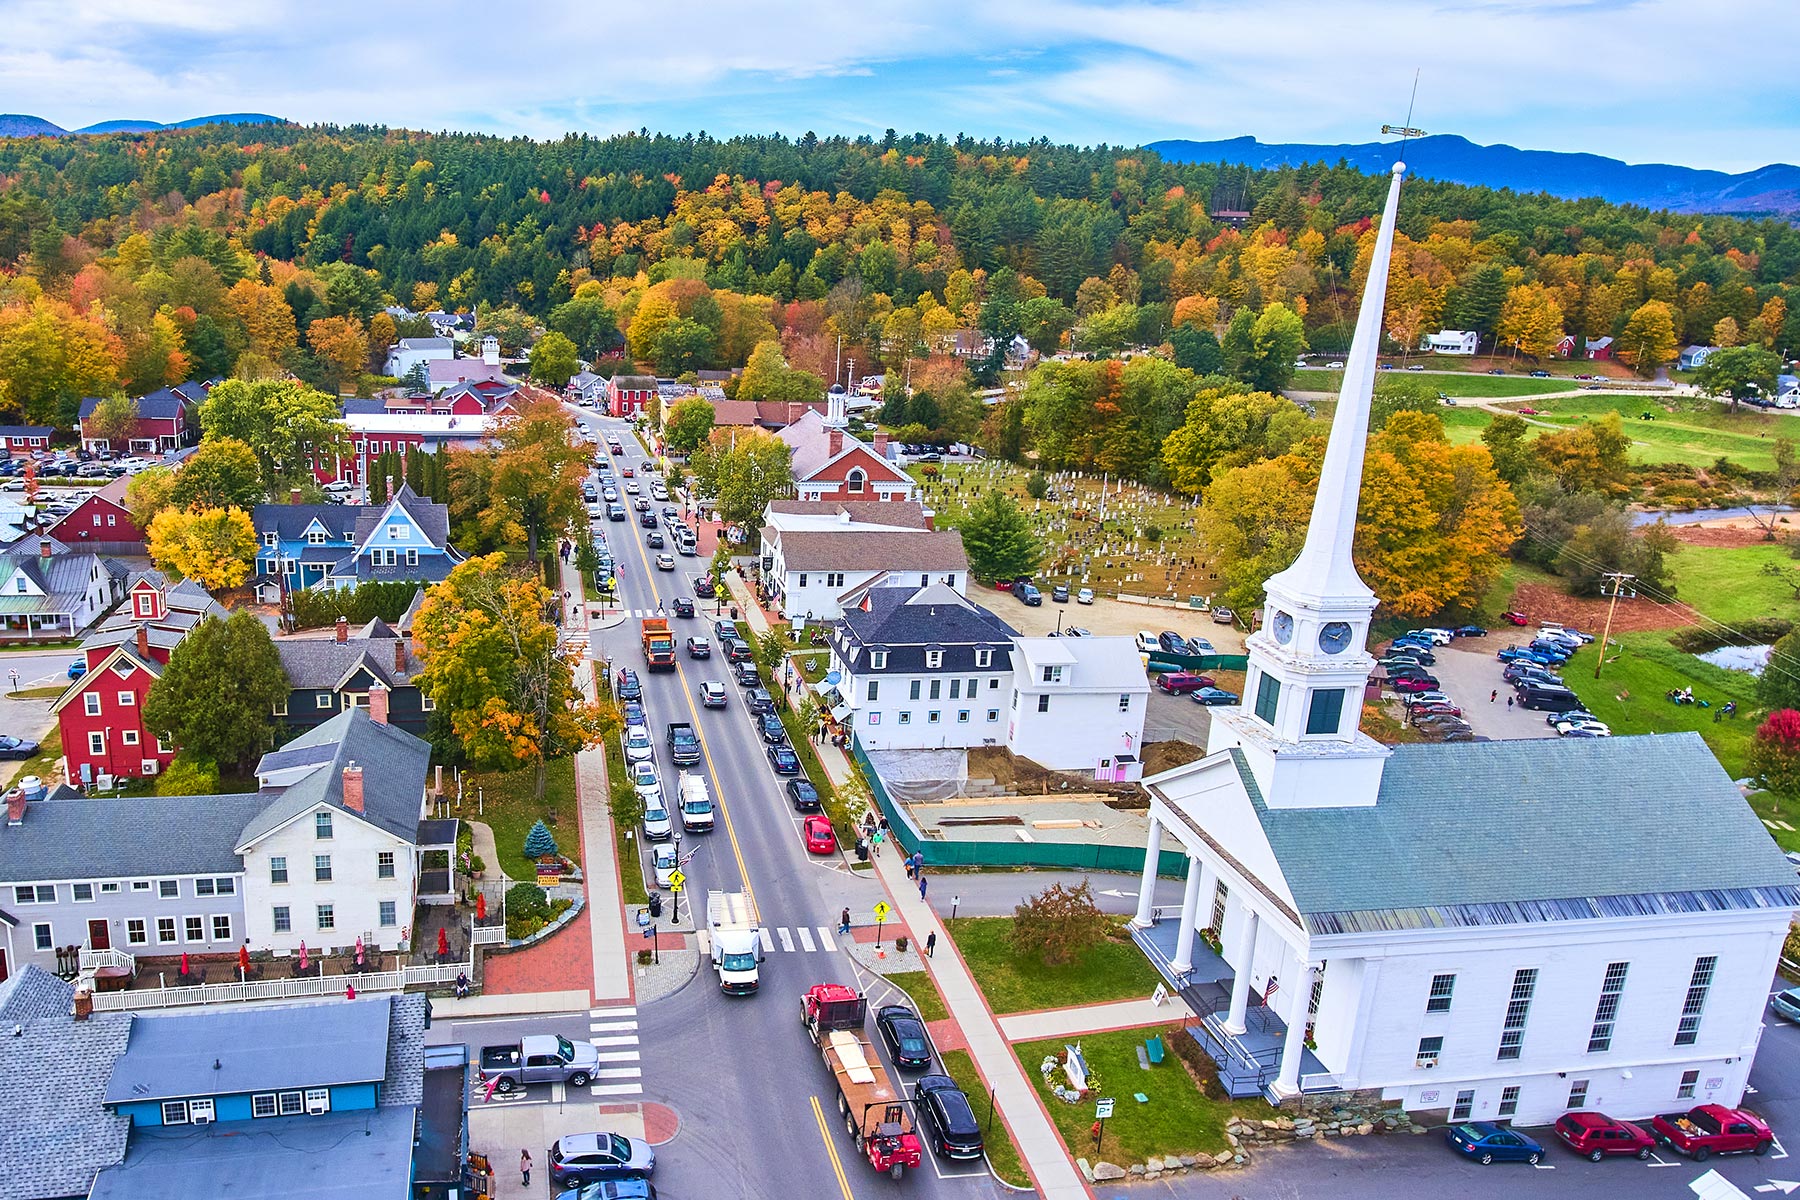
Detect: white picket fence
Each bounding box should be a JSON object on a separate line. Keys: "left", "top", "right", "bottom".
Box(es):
{"left": 91, "top": 959, "right": 469, "bottom": 1011}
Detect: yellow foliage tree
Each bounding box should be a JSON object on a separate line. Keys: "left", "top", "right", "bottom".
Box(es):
{"left": 1495, "top": 283, "right": 1566, "bottom": 359}
{"left": 1617, "top": 300, "right": 1680, "bottom": 376}
{"left": 146, "top": 506, "right": 258, "bottom": 591}
{"left": 306, "top": 315, "right": 369, "bottom": 393}
{"left": 1172, "top": 294, "right": 1221, "bottom": 331}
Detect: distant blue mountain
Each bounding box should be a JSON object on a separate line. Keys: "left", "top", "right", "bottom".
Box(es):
{"left": 1148, "top": 134, "right": 1800, "bottom": 216}
{"left": 0, "top": 114, "right": 67, "bottom": 137}
{"left": 73, "top": 113, "right": 285, "bottom": 134}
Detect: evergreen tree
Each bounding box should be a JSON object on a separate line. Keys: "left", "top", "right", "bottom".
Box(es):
{"left": 524, "top": 820, "right": 560, "bottom": 860}
{"left": 957, "top": 491, "right": 1042, "bottom": 582}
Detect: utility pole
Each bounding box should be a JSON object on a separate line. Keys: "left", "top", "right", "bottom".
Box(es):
{"left": 1593, "top": 572, "right": 1634, "bottom": 679}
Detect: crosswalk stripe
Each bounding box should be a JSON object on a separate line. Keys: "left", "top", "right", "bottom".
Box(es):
{"left": 817, "top": 925, "right": 836, "bottom": 948}
{"left": 797, "top": 926, "right": 816, "bottom": 952}
{"left": 595, "top": 1066, "right": 643, "bottom": 1080}
{"left": 589, "top": 1005, "right": 638, "bottom": 1018}
{"left": 591, "top": 1082, "right": 644, "bottom": 1096}
{"left": 589, "top": 1035, "right": 638, "bottom": 1048}
{"left": 777, "top": 927, "right": 795, "bottom": 952}
{"left": 758, "top": 927, "right": 774, "bottom": 952}
{"left": 595, "top": 1051, "right": 641, "bottom": 1063}
{"left": 591, "top": 1020, "right": 638, "bottom": 1033}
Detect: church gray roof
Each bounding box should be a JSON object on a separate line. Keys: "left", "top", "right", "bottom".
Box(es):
{"left": 1213, "top": 733, "right": 1800, "bottom": 934}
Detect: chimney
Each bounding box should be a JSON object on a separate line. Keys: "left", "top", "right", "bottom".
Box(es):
{"left": 335, "top": 616, "right": 349, "bottom": 644}
{"left": 341, "top": 761, "right": 364, "bottom": 813}
{"left": 72, "top": 989, "right": 93, "bottom": 1022}
{"left": 136, "top": 625, "right": 150, "bottom": 658}
{"left": 290, "top": 488, "right": 302, "bottom": 505}
{"left": 828, "top": 429, "right": 843, "bottom": 457}
{"left": 368, "top": 685, "right": 389, "bottom": 726}
{"left": 38, "top": 539, "right": 51, "bottom": 560}
{"left": 394, "top": 638, "right": 408, "bottom": 675}
{"left": 6, "top": 788, "right": 26, "bottom": 825}
{"left": 922, "top": 508, "right": 935, "bottom": 531}
{"left": 873, "top": 431, "right": 888, "bottom": 458}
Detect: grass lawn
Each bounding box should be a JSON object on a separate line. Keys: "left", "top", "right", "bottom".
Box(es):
{"left": 1015, "top": 1028, "right": 1254, "bottom": 1164}
{"left": 1663, "top": 541, "right": 1800, "bottom": 626}
{"left": 469, "top": 756, "right": 580, "bottom": 882}
{"left": 1559, "top": 634, "right": 1760, "bottom": 778}
{"left": 937, "top": 1048, "right": 1031, "bottom": 1189}
{"left": 1746, "top": 791, "right": 1800, "bottom": 855}
{"left": 882, "top": 970, "right": 949, "bottom": 1023}
{"left": 12, "top": 724, "right": 62, "bottom": 783}
{"left": 1512, "top": 395, "right": 1800, "bottom": 471}
{"left": 1292, "top": 369, "right": 1576, "bottom": 398}
{"left": 944, "top": 917, "right": 1163, "bottom": 1014}
{"left": 9, "top": 685, "right": 68, "bottom": 700}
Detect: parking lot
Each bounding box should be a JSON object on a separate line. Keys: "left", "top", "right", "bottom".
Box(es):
{"left": 1424, "top": 640, "right": 1559, "bottom": 742}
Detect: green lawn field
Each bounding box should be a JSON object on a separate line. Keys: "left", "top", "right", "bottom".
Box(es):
{"left": 1507, "top": 395, "right": 1800, "bottom": 471}
{"left": 1292, "top": 369, "right": 1578, "bottom": 398}
{"left": 1560, "top": 635, "right": 1760, "bottom": 780}
{"left": 1662, "top": 542, "right": 1800, "bottom": 626}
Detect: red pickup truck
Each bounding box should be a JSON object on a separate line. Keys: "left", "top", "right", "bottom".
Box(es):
{"left": 1650, "top": 1105, "right": 1773, "bottom": 1161}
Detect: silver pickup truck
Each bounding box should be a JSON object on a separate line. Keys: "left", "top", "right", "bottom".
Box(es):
{"left": 478, "top": 1034, "right": 598, "bottom": 1092}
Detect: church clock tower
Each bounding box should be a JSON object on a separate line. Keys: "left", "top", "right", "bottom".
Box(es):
{"left": 1205, "top": 163, "right": 1410, "bottom": 810}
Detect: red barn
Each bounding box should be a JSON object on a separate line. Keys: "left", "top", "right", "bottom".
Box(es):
{"left": 607, "top": 375, "right": 658, "bottom": 418}
{"left": 45, "top": 476, "right": 145, "bottom": 555}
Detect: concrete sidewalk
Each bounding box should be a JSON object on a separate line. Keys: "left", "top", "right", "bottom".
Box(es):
{"left": 562, "top": 554, "right": 634, "bottom": 1006}
{"left": 808, "top": 736, "right": 1093, "bottom": 1200}
{"left": 998, "top": 997, "right": 1174, "bottom": 1042}
{"left": 430, "top": 989, "right": 593, "bottom": 1019}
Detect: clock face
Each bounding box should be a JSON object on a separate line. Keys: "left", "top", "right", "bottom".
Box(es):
{"left": 1271, "top": 611, "right": 1295, "bottom": 645}
{"left": 1319, "top": 621, "right": 1354, "bottom": 655}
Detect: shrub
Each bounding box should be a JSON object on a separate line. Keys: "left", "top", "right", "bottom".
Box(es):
{"left": 1025, "top": 472, "right": 1049, "bottom": 500}
{"left": 1010, "top": 881, "right": 1109, "bottom": 966}
{"left": 896, "top": 935, "right": 910, "bottom": 954}
{"left": 505, "top": 881, "right": 550, "bottom": 924}
{"left": 289, "top": 580, "right": 421, "bottom": 630}
{"left": 156, "top": 753, "right": 219, "bottom": 796}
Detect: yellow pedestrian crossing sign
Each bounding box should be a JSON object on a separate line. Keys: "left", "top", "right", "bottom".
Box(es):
{"left": 668, "top": 870, "right": 686, "bottom": 893}
{"left": 873, "top": 901, "right": 891, "bottom": 922}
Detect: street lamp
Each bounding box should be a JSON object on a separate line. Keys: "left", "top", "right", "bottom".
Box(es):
{"left": 670, "top": 830, "right": 682, "bottom": 922}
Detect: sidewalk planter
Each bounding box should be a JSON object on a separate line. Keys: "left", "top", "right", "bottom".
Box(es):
{"left": 498, "top": 895, "right": 586, "bottom": 951}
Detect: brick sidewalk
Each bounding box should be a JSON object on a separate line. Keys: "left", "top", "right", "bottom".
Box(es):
{"left": 480, "top": 908, "right": 595, "bottom": 996}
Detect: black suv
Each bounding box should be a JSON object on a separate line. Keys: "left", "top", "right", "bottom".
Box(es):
{"left": 733, "top": 661, "right": 761, "bottom": 687}
{"left": 671, "top": 597, "right": 695, "bottom": 618}
{"left": 615, "top": 669, "right": 642, "bottom": 702}
{"left": 914, "top": 1075, "right": 984, "bottom": 1160}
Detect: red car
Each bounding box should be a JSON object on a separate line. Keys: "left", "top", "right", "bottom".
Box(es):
{"left": 621, "top": 466, "right": 634, "bottom": 477}
{"left": 1500, "top": 611, "right": 1531, "bottom": 626}
{"left": 992, "top": 579, "right": 1014, "bottom": 592}
{"left": 1156, "top": 672, "right": 1216, "bottom": 694}
{"left": 1391, "top": 675, "right": 1440, "bottom": 693}
{"left": 803, "top": 814, "right": 837, "bottom": 855}
{"left": 1554, "top": 1111, "right": 1655, "bottom": 1161}
{"left": 1409, "top": 701, "right": 1463, "bottom": 718}
{"left": 1518, "top": 407, "right": 1541, "bottom": 415}
{"left": 1650, "top": 1105, "right": 1773, "bottom": 1161}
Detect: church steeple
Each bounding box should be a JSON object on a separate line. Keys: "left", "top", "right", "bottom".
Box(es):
{"left": 1204, "top": 163, "right": 1409, "bottom": 809}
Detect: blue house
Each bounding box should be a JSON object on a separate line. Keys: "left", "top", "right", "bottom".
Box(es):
{"left": 251, "top": 485, "right": 463, "bottom": 602}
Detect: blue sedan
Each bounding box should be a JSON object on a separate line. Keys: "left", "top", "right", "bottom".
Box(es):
{"left": 1190, "top": 687, "right": 1240, "bottom": 706}
{"left": 1445, "top": 1121, "right": 1545, "bottom": 1165}
{"left": 1772, "top": 987, "right": 1800, "bottom": 1022}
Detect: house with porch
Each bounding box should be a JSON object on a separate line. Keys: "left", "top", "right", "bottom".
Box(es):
{"left": 1585, "top": 335, "right": 1615, "bottom": 361}
{"left": 77, "top": 381, "right": 210, "bottom": 455}
{"left": 1125, "top": 164, "right": 1800, "bottom": 1126}
{"left": 607, "top": 374, "right": 658, "bottom": 418}
{"left": 1422, "top": 329, "right": 1479, "bottom": 355}
{"left": 1680, "top": 344, "right": 1718, "bottom": 370}
{"left": 250, "top": 486, "right": 463, "bottom": 601}
{"left": 0, "top": 705, "right": 451, "bottom": 981}
{"left": 566, "top": 371, "right": 608, "bottom": 405}
{"left": 761, "top": 499, "right": 964, "bottom": 621}
{"left": 0, "top": 425, "right": 54, "bottom": 457}
{"left": 384, "top": 336, "right": 455, "bottom": 381}
{"left": 0, "top": 537, "right": 125, "bottom": 641}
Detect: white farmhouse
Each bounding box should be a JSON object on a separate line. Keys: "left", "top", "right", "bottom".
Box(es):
{"left": 1422, "top": 329, "right": 1479, "bottom": 355}
{"left": 1128, "top": 162, "right": 1800, "bottom": 1127}
{"left": 762, "top": 500, "right": 967, "bottom": 622}
{"left": 1006, "top": 636, "right": 1150, "bottom": 780}
{"left": 384, "top": 337, "right": 454, "bottom": 381}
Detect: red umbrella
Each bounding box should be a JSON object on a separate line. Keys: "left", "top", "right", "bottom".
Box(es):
{"left": 180, "top": 951, "right": 190, "bottom": 977}
{"left": 476, "top": 893, "right": 487, "bottom": 921}
{"left": 298, "top": 941, "right": 309, "bottom": 972}
{"left": 238, "top": 945, "right": 250, "bottom": 976}
{"left": 354, "top": 936, "right": 364, "bottom": 969}
{"left": 436, "top": 928, "right": 449, "bottom": 959}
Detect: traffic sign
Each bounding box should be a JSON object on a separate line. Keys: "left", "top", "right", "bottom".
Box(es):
{"left": 1095, "top": 1098, "right": 1115, "bottom": 1119}
{"left": 873, "top": 901, "right": 892, "bottom": 922}
{"left": 668, "top": 870, "right": 686, "bottom": 892}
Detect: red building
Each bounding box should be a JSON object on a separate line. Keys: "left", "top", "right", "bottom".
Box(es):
{"left": 52, "top": 573, "right": 224, "bottom": 784}
{"left": 608, "top": 375, "right": 658, "bottom": 417}
{"left": 0, "top": 426, "right": 54, "bottom": 457}
{"left": 44, "top": 476, "right": 145, "bottom": 555}
{"left": 76, "top": 382, "right": 209, "bottom": 454}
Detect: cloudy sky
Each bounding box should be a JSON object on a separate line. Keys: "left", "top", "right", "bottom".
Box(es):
{"left": 2, "top": 0, "right": 1793, "bottom": 172}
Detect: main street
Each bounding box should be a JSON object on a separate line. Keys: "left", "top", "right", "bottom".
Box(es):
{"left": 567, "top": 409, "right": 1008, "bottom": 1200}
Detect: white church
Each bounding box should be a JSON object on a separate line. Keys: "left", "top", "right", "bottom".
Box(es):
{"left": 1131, "top": 162, "right": 1799, "bottom": 1127}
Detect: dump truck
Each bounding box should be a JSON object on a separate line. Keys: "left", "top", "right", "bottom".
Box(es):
{"left": 667, "top": 721, "right": 700, "bottom": 767}
{"left": 641, "top": 617, "right": 676, "bottom": 671}
{"left": 818, "top": 1025, "right": 924, "bottom": 1179}
{"left": 706, "top": 890, "right": 766, "bottom": 994}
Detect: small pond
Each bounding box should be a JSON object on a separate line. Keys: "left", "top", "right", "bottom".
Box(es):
{"left": 1696, "top": 645, "right": 1773, "bottom": 675}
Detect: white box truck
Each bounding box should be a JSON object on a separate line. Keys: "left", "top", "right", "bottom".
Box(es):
{"left": 706, "top": 889, "right": 766, "bottom": 995}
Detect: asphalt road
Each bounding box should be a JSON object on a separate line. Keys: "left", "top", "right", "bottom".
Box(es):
{"left": 573, "top": 413, "right": 1007, "bottom": 1200}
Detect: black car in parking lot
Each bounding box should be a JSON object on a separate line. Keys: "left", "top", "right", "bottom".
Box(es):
{"left": 914, "top": 1075, "right": 984, "bottom": 1160}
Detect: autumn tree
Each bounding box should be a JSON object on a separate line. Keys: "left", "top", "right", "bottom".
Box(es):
{"left": 1552, "top": 510, "right": 1678, "bottom": 597}
{"left": 0, "top": 297, "right": 121, "bottom": 425}
{"left": 1495, "top": 283, "right": 1565, "bottom": 359}
{"left": 1617, "top": 300, "right": 1679, "bottom": 376}
{"left": 412, "top": 554, "right": 602, "bottom": 798}
{"left": 306, "top": 314, "right": 369, "bottom": 393}
{"left": 957, "top": 491, "right": 1042, "bottom": 583}
{"left": 487, "top": 396, "right": 588, "bottom": 563}
{"left": 1010, "top": 881, "right": 1110, "bottom": 966}
{"left": 169, "top": 437, "right": 265, "bottom": 511}
{"left": 142, "top": 613, "right": 289, "bottom": 773}
{"left": 1161, "top": 386, "right": 1310, "bottom": 494}
{"left": 222, "top": 279, "right": 298, "bottom": 361}
{"left": 120, "top": 311, "right": 189, "bottom": 394}
{"left": 125, "top": 466, "right": 180, "bottom": 528}
{"left": 663, "top": 396, "right": 716, "bottom": 455}
{"left": 528, "top": 330, "right": 580, "bottom": 388}
{"left": 1692, "top": 344, "right": 1781, "bottom": 410}
{"left": 1533, "top": 412, "right": 1633, "bottom": 495}
{"left": 698, "top": 429, "right": 793, "bottom": 534}
{"left": 1750, "top": 710, "right": 1800, "bottom": 803}
{"left": 199, "top": 378, "right": 348, "bottom": 493}
{"left": 85, "top": 394, "right": 139, "bottom": 451}
{"left": 147, "top": 506, "right": 259, "bottom": 591}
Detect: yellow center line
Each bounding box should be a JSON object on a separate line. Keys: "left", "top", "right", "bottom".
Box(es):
{"left": 810, "top": 1093, "right": 856, "bottom": 1200}
{"left": 614, "top": 430, "right": 758, "bottom": 913}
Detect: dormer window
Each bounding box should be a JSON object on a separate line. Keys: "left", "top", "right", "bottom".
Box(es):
{"left": 870, "top": 651, "right": 888, "bottom": 670}
{"left": 846, "top": 469, "right": 866, "bottom": 495}
{"left": 306, "top": 530, "right": 326, "bottom": 545}
{"left": 975, "top": 648, "right": 993, "bottom": 668}
{"left": 1041, "top": 665, "right": 1063, "bottom": 684}
{"left": 264, "top": 533, "right": 277, "bottom": 547}
{"left": 925, "top": 650, "right": 943, "bottom": 669}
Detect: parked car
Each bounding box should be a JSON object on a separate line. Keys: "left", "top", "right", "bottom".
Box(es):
{"left": 67, "top": 659, "right": 87, "bottom": 679}
{"left": 1771, "top": 986, "right": 1800, "bottom": 1022}
{"left": 1156, "top": 672, "right": 1215, "bottom": 694}
{"left": 615, "top": 669, "right": 642, "bottom": 702}
{"left": 1554, "top": 1111, "right": 1656, "bottom": 1161}
{"left": 733, "top": 662, "right": 761, "bottom": 688}
{"left": 1051, "top": 584, "right": 1070, "bottom": 603}
{"left": 699, "top": 681, "right": 728, "bottom": 708}
{"left": 1650, "top": 1105, "right": 1773, "bottom": 1160}
{"left": 758, "top": 712, "right": 787, "bottom": 744}
{"left": 548, "top": 1133, "right": 656, "bottom": 1188}
{"left": 1211, "top": 607, "right": 1235, "bottom": 625}
{"left": 713, "top": 617, "right": 740, "bottom": 640}
{"left": 1452, "top": 625, "right": 1488, "bottom": 638}
{"left": 1557, "top": 719, "right": 1612, "bottom": 737}
{"left": 1076, "top": 588, "right": 1095, "bottom": 605}
{"left": 1391, "top": 675, "right": 1441, "bottom": 693}
{"left": 767, "top": 745, "right": 801, "bottom": 775}
{"left": 1191, "top": 687, "right": 1240, "bottom": 706}
{"left": 1400, "top": 690, "right": 1453, "bottom": 708}
{"left": 628, "top": 760, "right": 661, "bottom": 805}
{"left": 1134, "top": 631, "right": 1161, "bottom": 654}
{"left": 1517, "top": 682, "right": 1582, "bottom": 712}
{"left": 1409, "top": 701, "right": 1463, "bottom": 718}
{"left": 1157, "top": 631, "right": 1192, "bottom": 655}
{"left": 875, "top": 1005, "right": 933, "bottom": 1070}
{"left": 914, "top": 1074, "right": 984, "bottom": 1160}
{"left": 640, "top": 795, "right": 672, "bottom": 842}
{"left": 1015, "top": 583, "right": 1043, "bottom": 606}
{"left": 623, "top": 725, "right": 654, "bottom": 763}
{"left": 0, "top": 736, "right": 39, "bottom": 760}
{"left": 1445, "top": 1121, "right": 1545, "bottom": 1165}
{"left": 787, "top": 779, "right": 822, "bottom": 812}
{"left": 1407, "top": 628, "right": 1454, "bottom": 646}
{"left": 803, "top": 814, "right": 837, "bottom": 855}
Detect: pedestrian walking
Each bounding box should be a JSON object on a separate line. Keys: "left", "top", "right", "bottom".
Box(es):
{"left": 1490, "top": 689, "right": 1497, "bottom": 703}
{"left": 1506, "top": 694, "right": 1515, "bottom": 710}
{"left": 925, "top": 931, "right": 936, "bottom": 958}
{"left": 872, "top": 829, "right": 884, "bottom": 856}
{"left": 911, "top": 851, "right": 924, "bottom": 879}
{"left": 521, "top": 1150, "right": 532, "bottom": 1187}
{"left": 918, "top": 873, "right": 928, "bottom": 900}
{"left": 839, "top": 907, "right": 851, "bottom": 935}
{"left": 904, "top": 856, "right": 915, "bottom": 880}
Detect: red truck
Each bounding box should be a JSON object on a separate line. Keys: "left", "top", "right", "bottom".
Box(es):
{"left": 1650, "top": 1104, "right": 1773, "bottom": 1161}
{"left": 802, "top": 985, "right": 923, "bottom": 1180}
{"left": 641, "top": 617, "right": 676, "bottom": 672}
